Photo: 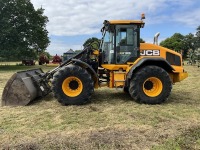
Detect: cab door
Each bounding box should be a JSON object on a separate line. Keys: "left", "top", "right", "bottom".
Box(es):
{"left": 115, "top": 25, "right": 139, "bottom": 64}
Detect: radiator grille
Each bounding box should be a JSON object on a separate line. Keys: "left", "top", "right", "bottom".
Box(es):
{"left": 166, "top": 52, "right": 181, "bottom": 66}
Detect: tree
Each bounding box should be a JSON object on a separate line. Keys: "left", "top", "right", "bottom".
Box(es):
{"left": 140, "top": 38, "right": 145, "bottom": 43}
{"left": 83, "top": 37, "right": 100, "bottom": 50}
{"left": 160, "top": 32, "right": 200, "bottom": 58}
{"left": 195, "top": 26, "right": 200, "bottom": 49}
{"left": 75, "top": 50, "right": 83, "bottom": 53}
{"left": 0, "top": 0, "right": 50, "bottom": 61}
{"left": 181, "top": 33, "right": 196, "bottom": 57}
{"left": 160, "top": 33, "right": 185, "bottom": 52}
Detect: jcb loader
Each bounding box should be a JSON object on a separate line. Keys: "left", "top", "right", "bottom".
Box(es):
{"left": 1, "top": 14, "right": 188, "bottom": 106}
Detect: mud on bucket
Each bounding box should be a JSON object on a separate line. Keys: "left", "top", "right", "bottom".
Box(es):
{"left": 1, "top": 69, "right": 50, "bottom": 106}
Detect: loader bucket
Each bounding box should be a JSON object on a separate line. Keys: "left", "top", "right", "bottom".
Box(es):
{"left": 1, "top": 69, "right": 50, "bottom": 106}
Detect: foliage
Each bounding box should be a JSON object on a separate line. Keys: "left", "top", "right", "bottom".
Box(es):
{"left": 160, "top": 25, "right": 200, "bottom": 59}
{"left": 39, "top": 51, "right": 51, "bottom": 59}
{"left": 75, "top": 50, "right": 83, "bottom": 53}
{"left": 187, "top": 48, "right": 200, "bottom": 67}
{"left": 195, "top": 26, "right": 200, "bottom": 48}
{"left": 160, "top": 33, "right": 185, "bottom": 52}
{"left": 0, "top": 0, "right": 50, "bottom": 61}
{"left": 140, "top": 38, "right": 145, "bottom": 43}
{"left": 160, "top": 30, "right": 200, "bottom": 58}
{"left": 187, "top": 49, "right": 196, "bottom": 65}
{"left": 182, "top": 33, "right": 196, "bottom": 55}
{"left": 83, "top": 37, "right": 100, "bottom": 50}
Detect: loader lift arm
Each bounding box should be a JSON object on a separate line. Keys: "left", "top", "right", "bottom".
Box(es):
{"left": 1, "top": 43, "right": 99, "bottom": 106}
{"left": 45, "top": 44, "right": 99, "bottom": 80}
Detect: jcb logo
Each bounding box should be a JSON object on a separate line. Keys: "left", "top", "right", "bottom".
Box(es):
{"left": 140, "top": 50, "right": 160, "bottom": 56}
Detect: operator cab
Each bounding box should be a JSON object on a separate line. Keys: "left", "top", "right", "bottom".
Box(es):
{"left": 100, "top": 16, "right": 145, "bottom": 66}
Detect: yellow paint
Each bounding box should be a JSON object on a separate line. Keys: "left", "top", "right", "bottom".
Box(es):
{"left": 140, "top": 43, "right": 182, "bottom": 59}
{"left": 140, "top": 43, "right": 188, "bottom": 83}
{"left": 109, "top": 20, "right": 145, "bottom": 26}
{"left": 109, "top": 72, "right": 114, "bottom": 88}
{"left": 173, "top": 72, "right": 188, "bottom": 83}
{"left": 94, "top": 81, "right": 99, "bottom": 89}
{"left": 101, "top": 64, "right": 129, "bottom": 70}
{"left": 93, "top": 50, "right": 99, "bottom": 55}
{"left": 143, "top": 77, "right": 163, "bottom": 97}
{"left": 113, "top": 71, "right": 126, "bottom": 87}
{"left": 101, "top": 42, "right": 188, "bottom": 86}
{"left": 126, "top": 58, "right": 143, "bottom": 73}
{"left": 62, "top": 76, "right": 83, "bottom": 97}
{"left": 171, "top": 66, "right": 183, "bottom": 73}
{"left": 101, "top": 43, "right": 184, "bottom": 73}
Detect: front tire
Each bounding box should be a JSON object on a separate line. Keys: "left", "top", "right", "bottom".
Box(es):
{"left": 129, "top": 65, "right": 172, "bottom": 104}
{"left": 51, "top": 64, "right": 94, "bottom": 105}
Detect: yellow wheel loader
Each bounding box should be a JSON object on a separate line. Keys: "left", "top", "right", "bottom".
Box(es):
{"left": 1, "top": 14, "right": 188, "bottom": 106}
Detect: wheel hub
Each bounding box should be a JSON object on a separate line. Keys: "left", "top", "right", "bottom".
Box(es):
{"left": 143, "top": 77, "right": 163, "bottom": 97}
{"left": 69, "top": 80, "right": 79, "bottom": 90}
{"left": 62, "top": 76, "right": 83, "bottom": 97}
{"left": 144, "top": 81, "right": 153, "bottom": 90}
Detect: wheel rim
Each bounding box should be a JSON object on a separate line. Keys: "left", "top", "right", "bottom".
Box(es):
{"left": 143, "top": 77, "right": 163, "bottom": 97}
{"left": 62, "top": 76, "right": 83, "bottom": 97}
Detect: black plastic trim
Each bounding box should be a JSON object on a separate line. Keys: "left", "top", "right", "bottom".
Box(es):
{"left": 71, "top": 59, "right": 98, "bottom": 84}
{"left": 127, "top": 57, "right": 175, "bottom": 79}
{"left": 166, "top": 52, "right": 181, "bottom": 66}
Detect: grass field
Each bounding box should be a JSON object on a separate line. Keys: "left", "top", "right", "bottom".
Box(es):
{"left": 0, "top": 64, "right": 200, "bottom": 150}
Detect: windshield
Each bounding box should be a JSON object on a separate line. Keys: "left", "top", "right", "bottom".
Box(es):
{"left": 100, "top": 24, "right": 139, "bottom": 64}
{"left": 101, "top": 31, "right": 115, "bottom": 64}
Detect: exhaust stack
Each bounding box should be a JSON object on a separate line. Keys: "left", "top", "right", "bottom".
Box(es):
{"left": 154, "top": 32, "right": 160, "bottom": 45}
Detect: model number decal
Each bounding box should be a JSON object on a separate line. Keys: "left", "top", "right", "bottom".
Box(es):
{"left": 140, "top": 50, "right": 160, "bottom": 56}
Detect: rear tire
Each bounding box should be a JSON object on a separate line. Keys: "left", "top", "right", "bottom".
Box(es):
{"left": 129, "top": 65, "right": 172, "bottom": 104}
{"left": 123, "top": 86, "right": 129, "bottom": 94}
{"left": 51, "top": 64, "right": 94, "bottom": 105}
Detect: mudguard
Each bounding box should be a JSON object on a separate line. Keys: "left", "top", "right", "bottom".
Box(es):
{"left": 127, "top": 57, "right": 174, "bottom": 80}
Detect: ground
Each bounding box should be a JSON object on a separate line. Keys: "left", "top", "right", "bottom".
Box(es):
{"left": 0, "top": 64, "right": 200, "bottom": 150}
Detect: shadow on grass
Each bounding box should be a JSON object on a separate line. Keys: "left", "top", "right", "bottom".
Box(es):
{"left": 91, "top": 89, "right": 133, "bottom": 104}
{"left": 92, "top": 87, "right": 200, "bottom": 106}
{"left": 27, "top": 86, "right": 198, "bottom": 106}
{"left": 28, "top": 93, "right": 55, "bottom": 106}
{"left": 166, "top": 91, "right": 200, "bottom": 105}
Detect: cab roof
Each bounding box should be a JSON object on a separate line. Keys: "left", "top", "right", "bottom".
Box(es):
{"left": 107, "top": 20, "right": 145, "bottom": 28}
{"left": 108, "top": 20, "right": 144, "bottom": 25}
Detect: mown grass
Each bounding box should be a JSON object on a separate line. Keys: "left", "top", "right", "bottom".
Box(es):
{"left": 0, "top": 64, "right": 200, "bottom": 149}
{"left": 152, "top": 127, "right": 200, "bottom": 150}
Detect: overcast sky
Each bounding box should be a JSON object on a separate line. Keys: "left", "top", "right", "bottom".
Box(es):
{"left": 31, "top": 0, "right": 200, "bottom": 55}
